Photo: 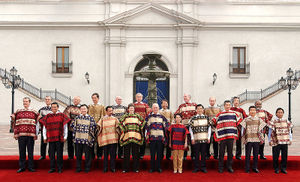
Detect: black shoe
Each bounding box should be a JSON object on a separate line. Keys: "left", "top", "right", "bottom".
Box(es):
{"left": 76, "top": 169, "right": 81, "bottom": 173}
{"left": 253, "top": 168, "right": 259, "bottom": 173}
{"left": 111, "top": 169, "right": 116, "bottom": 173}
{"left": 245, "top": 170, "right": 250, "bottom": 173}
{"left": 192, "top": 169, "right": 199, "bottom": 173}
{"left": 228, "top": 168, "right": 234, "bottom": 173}
{"left": 17, "top": 168, "right": 25, "bottom": 173}
{"left": 192, "top": 157, "right": 195, "bottom": 160}
{"left": 236, "top": 156, "right": 242, "bottom": 160}
{"left": 157, "top": 169, "right": 163, "bottom": 173}
{"left": 103, "top": 168, "right": 108, "bottom": 173}
{"left": 134, "top": 170, "right": 139, "bottom": 173}
{"left": 122, "top": 170, "right": 127, "bottom": 173}
{"left": 260, "top": 156, "right": 267, "bottom": 160}
{"left": 281, "top": 169, "right": 288, "bottom": 174}
{"left": 28, "top": 168, "right": 36, "bottom": 172}
{"left": 149, "top": 169, "right": 154, "bottom": 173}
{"left": 275, "top": 170, "right": 279, "bottom": 174}
{"left": 39, "top": 156, "right": 45, "bottom": 160}
{"left": 48, "top": 169, "right": 56, "bottom": 173}
{"left": 201, "top": 169, "right": 208, "bottom": 173}
{"left": 218, "top": 169, "right": 223, "bottom": 173}
{"left": 58, "top": 169, "right": 62, "bottom": 173}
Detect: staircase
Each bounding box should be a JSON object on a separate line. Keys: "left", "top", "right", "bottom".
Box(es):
{"left": 234, "top": 70, "right": 300, "bottom": 105}
{"left": 0, "top": 68, "right": 71, "bottom": 107}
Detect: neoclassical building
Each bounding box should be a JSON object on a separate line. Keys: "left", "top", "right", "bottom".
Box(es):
{"left": 0, "top": 0, "right": 299, "bottom": 125}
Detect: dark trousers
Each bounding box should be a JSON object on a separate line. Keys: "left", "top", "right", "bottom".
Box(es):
{"left": 259, "top": 143, "right": 265, "bottom": 157}
{"left": 207, "top": 133, "right": 218, "bottom": 158}
{"left": 67, "top": 130, "right": 74, "bottom": 159}
{"left": 235, "top": 137, "right": 242, "bottom": 158}
{"left": 123, "top": 143, "right": 140, "bottom": 171}
{"left": 150, "top": 141, "right": 163, "bottom": 170}
{"left": 49, "top": 141, "right": 64, "bottom": 170}
{"left": 18, "top": 136, "right": 35, "bottom": 169}
{"left": 75, "top": 143, "right": 92, "bottom": 171}
{"left": 184, "top": 133, "right": 193, "bottom": 158}
{"left": 40, "top": 132, "right": 48, "bottom": 158}
{"left": 193, "top": 143, "right": 207, "bottom": 170}
{"left": 218, "top": 139, "right": 234, "bottom": 170}
{"left": 103, "top": 143, "right": 117, "bottom": 170}
{"left": 272, "top": 144, "right": 288, "bottom": 171}
{"left": 162, "top": 144, "right": 171, "bottom": 159}
{"left": 140, "top": 139, "right": 146, "bottom": 157}
{"left": 245, "top": 142, "right": 259, "bottom": 171}
{"left": 91, "top": 143, "right": 103, "bottom": 159}
{"left": 117, "top": 142, "right": 123, "bottom": 158}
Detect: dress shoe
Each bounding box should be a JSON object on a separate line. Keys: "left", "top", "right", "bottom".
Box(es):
{"left": 192, "top": 169, "right": 199, "bottom": 173}
{"left": 173, "top": 170, "right": 177, "bottom": 174}
{"left": 245, "top": 170, "right": 250, "bottom": 173}
{"left": 103, "top": 168, "right": 108, "bottom": 173}
{"left": 275, "top": 170, "right": 279, "bottom": 174}
{"left": 39, "top": 156, "right": 45, "bottom": 160}
{"left": 48, "top": 169, "right": 55, "bottom": 173}
{"left": 28, "top": 168, "right": 36, "bottom": 172}
{"left": 111, "top": 169, "right": 116, "bottom": 173}
{"left": 253, "top": 168, "right": 259, "bottom": 173}
{"left": 17, "top": 168, "right": 25, "bottom": 173}
{"left": 76, "top": 169, "right": 81, "bottom": 173}
{"left": 201, "top": 169, "right": 208, "bottom": 173}
{"left": 281, "top": 169, "right": 288, "bottom": 174}
{"left": 122, "top": 170, "right": 127, "bottom": 173}
{"left": 260, "top": 156, "right": 267, "bottom": 160}
{"left": 157, "top": 169, "right": 163, "bottom": 173}
{"left": 149, "top": 169, "right": 154, "bottom": 173}
{"left": 134, "top": 170, "right": 139, "bottom": 173}
{"left": 236, "top": 156, "right": 242, "bottom": 160}
{"left": 58, "top": 169, "right": 63, "bottom": 173}
{"left": 218, "top": 169, "right": 223, "bottom": 173}
{"left": 228, "top": 168, "right": 234, "bottom": 173}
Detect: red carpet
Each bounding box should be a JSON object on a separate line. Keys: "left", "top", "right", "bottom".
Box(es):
{"left": 0, "top": 156, "right": 299, "bottom": 182}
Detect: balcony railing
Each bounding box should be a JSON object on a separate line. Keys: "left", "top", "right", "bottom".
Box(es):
{"left": 52, "top": 61, "right": 73, "bottom": 73}
{"left": 229, "top": 63, "right": 250, "bottom": 74}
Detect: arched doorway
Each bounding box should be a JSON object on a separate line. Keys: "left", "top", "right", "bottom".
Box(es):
{"left": 133, "top": 54, "right": 170, "bottom": 108}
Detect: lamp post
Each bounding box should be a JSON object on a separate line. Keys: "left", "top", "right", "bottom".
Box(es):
{"left": 278, "top": 68, "right": 299, "bottom": 122}
{"left": 213, "top": 73, "right": 217, "bottom": 85}
{"left": 1, "top": 67, "right": 22, "bottom": 133}
{"left": 85, "top": 72, "right": 90, "bottom": 84}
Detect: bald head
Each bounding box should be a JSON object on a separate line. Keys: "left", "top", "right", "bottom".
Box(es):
{"left": 183, "top": 93, "right": 191, "bottom": 103}
{"left": 73, "top": 96, "right": 81, "bottom": 106}
{"left": 209, "top": 96, "right": 216, "bottom": 107}
{"left": 152, "top": 103, "right": 159, "bottom": 114}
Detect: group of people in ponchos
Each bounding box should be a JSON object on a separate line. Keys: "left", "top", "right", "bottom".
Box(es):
{"left": 11, "top": 93, "right": 293, "bottom": 175}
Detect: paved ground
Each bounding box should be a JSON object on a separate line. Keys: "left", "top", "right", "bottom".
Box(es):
{"left": 0, "top": 125, "right": 299, "bottom": 156}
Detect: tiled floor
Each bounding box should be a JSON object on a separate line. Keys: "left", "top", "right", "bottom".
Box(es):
{"left": 0, "top": 125, "right": 299, "bottom": 156}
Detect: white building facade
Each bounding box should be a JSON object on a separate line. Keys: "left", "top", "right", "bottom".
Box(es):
{"left": 0, "top": 0, "right": 299, "bottom": 125}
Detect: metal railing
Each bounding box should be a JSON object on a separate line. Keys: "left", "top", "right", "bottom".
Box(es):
{"left": 0, "top": 67, "right": 72, "bottom": 106}
{"left": 234, "top": 70, "right": 299, "bottom": 103}
{"left": 229, "top": 63, "right": 250, "bottom": 74}
{"left": 51, "top": 61, "right": 73, "bottom": 73}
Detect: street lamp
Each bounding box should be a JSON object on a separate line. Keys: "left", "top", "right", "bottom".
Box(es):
{"left": 278, "top": 68, "right": 299, "bottom": 122}
{"left": 1, "top": 67, "right": 22, "bottom": 132}
{"left": 213, "top": 73, "right": 217, "bottom": 85}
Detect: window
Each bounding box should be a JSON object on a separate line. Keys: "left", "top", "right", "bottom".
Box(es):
{"left": 232, "top": 47, "right": 246, "bottom": 73}
{"left": 52, "top": 46, "right": 72, "bottom": 74}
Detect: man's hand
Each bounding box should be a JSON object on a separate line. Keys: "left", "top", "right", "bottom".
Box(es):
{"left": 44, "top": 140, "right": 47, "bottom": 143}
{"left": 14, "top": 136, "right": 18, "bottom": 140}
{"left": 169, "top": 144, "right": 171, "bottom": 148}
{"left": 184, "top": 143, "right": 188, "bottom": 149}
{"left": 260, "top": 141, "right": 264, "bottom": 145}
{"left": 191, "top": 140, "right": 195, "bottom": 145}
{"left": 63, "top": 139, "right": 67, "bottom": 142}
{"left": 34, "top": 136, "right": 37, "bottom": 140}
{"left": 207, "top": 140, "right": 210, "bottom": 144}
